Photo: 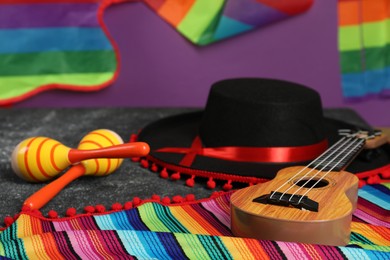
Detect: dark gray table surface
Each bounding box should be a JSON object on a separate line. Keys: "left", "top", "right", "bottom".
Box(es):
{"left": 0, "top": 107, "right": 370, "bottom": 226}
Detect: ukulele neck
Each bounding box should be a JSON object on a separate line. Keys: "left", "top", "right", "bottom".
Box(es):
{"left": 310, "top": 135, "right": 366, "bottom": 172}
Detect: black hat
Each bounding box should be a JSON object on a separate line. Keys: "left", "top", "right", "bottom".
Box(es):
{"left": 136, "top": 78, "right": 390, "bottom": 189}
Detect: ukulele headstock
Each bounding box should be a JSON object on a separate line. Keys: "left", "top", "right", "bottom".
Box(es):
{"left": 338, "top": 129, "right": 388, "bottom": 149}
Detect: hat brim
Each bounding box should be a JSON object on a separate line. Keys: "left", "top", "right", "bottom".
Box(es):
{"left": 137, "top": 110, "right": 390, "bottom": 184}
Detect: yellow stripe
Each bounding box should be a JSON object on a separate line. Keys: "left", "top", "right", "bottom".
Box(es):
{"left": 351, "top": 222, "right": 389, "bottom": 246}
{"left": 169, "top": 206, "right": 209, "bottom": 235}
{"left": 24, "top": 234, "right": 50, "bottom": 260}
{"left": 219, "top": 236, "right": 255, "bottom": 259}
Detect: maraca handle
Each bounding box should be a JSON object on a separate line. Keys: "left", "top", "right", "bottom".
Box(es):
{"left": 68, "top": 142, "right": 150, "bottom": 164}
{"left": 23, "top": 164, "right": 86, "bottom": 210}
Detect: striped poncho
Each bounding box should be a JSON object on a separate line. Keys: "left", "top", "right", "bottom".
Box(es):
{"left": 0, "top": 183, "right": 389, "bottom": 259}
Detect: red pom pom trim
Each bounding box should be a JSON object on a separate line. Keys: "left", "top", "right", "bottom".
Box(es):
{"left": 4, "top": 216, "right": 14, "bottom": 227}
{"left": 111, "top": 202, "right": 123, "bottom": 210}
{"left": 95, "top": 205, "right": 106, "bottom": 213}
{"left": 124, "top": 201, "right": 133, "bottom": 210}
{"left": 160, "top": 168, "right": 169, "bottom": 179}
{"left": 171, "top": 172, "right": 181, "bottom": 181}
{"left": 48, "top": 210, "right": 58, "bottom": 219}
{"left": 207, "top": 178, "right": 216, "bottom": 189}
{"left": 151, "top": 194, "right": 161, "bottom": 201}
{"left": 84, "top": 205, "right": 95, "bottom": 214}
{"left": 186, "top": 175, "right": 195, "bottom": 187}
{"left": 162, "top": 197, "right": 171, "bottom": 204}
{"left": 185, "top": 194, "right": 195, "bottom": 201}
{"left": 140, "top": 159, "right": 149, "bottom": 168}
{"left": 66, "top": 208, "right": 77, "bottom": 217}
{"left": 151, "top": 163, "right": 158, "bottom": 172}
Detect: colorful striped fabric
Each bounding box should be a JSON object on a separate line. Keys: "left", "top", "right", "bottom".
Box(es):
{"left": 0, "top": 183, "right": 389, "bottom": 259}
{"left": 0, "top": 0, "right": 118, "bottom": 105}
{"left": 0, "top": 0, "right": 313, "bottom": 105}
{"left": 338, "top": 0, "right": 390, "bottom": 98}
{"left": 144, "top": 0, "right": 314, "bottom": 45}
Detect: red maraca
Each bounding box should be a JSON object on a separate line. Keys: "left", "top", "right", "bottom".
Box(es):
{"left": 12, "top": 129, "right": 149, "bottom": 182}
{"left": 16, "top": 129, "right": 149, "bottom": 210}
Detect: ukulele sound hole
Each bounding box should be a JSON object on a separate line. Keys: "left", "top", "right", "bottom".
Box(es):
{"left": 294, "top": 178, "right": 329, "bottom": 188}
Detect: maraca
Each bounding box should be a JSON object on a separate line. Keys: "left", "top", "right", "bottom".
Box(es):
{"left": 12, "top": 129, "right": 149, "bottom": 182}
{"left": 19, "top": 129, "right": 149, "bottom": 210}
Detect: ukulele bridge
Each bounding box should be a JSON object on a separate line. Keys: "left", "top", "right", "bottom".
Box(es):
{"left": 253, "top": 191, "right": 319, "bottom": 212}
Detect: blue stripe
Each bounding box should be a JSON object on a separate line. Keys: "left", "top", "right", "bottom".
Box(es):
{"left": 0, "top": 27, "right": 112, "bottom": 54}
{"left": 138, "top": 231, "right": 172, "bottom": 259}
{"left": 342, "top": 67, "right": 390, "bottom": 97}
{"left": 110, "top": 211, "right": 134, "bottom": 231}
{"left": 358, "top": 185, "right": 390, "bottom": 210}
{"left": 117, "top": 230, "right": 154, "bottom": 259}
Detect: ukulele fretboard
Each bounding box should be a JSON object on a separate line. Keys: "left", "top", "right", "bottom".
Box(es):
{"left": 310, "top": 137, "right": 366, "bottom": 172}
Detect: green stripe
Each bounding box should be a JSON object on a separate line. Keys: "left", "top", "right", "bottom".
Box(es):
{"left": 339, "top": 25, "right": 362, "bottom": 51}
{"left": 0, "top": 72, "right": 114, "bottom": 99}
{"left": 175, "top": 233, "right": 211, "bottom": 259}
{"left": 0, "top": 50, "right": 116, "bottom": 76}
{"left": 138, "top": 203, "right": 170, "bottom": 232}
{"left": 178, "top": 0, "right": 225, "bottom": 44}
{"left": 339, "top": 19, "right": 390, "bottom": 51}
{"left": 340, "top": 46, "right": 388, "bottom": 73}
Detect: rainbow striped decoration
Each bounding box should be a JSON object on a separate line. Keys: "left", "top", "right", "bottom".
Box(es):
{"left": 0, "top": 0, "right": 118, "bottom": 105}
{"left": 0, "top": 184, "right": 389, "bottom": 259}
{"left": 338, "top": 0, "right": 390, "bottom": 98}
{"left": 144, "top": 0, "right": 314, "bottom": 45}
{"left": 0, "top": 0, "right": 313, "bottom": 105}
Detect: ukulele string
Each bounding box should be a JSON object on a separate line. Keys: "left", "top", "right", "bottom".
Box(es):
{"left": 296, "top": 138, "right": 365, "bottom": 205}
{"left": 270, "top": 137, "right": 347, "bottom": 199}
{"left": 287, "top": 136, "right": 359, "bottom": 201}
{"left": 285, "top": 135, "right": 359, "bottom": 201}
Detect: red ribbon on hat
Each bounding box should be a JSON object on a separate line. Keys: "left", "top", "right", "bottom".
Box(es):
{"left": 155, "top": 136, "right": 328, "bottom": 167}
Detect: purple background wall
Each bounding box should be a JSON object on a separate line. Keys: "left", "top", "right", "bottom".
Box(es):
{"left": 15, "top": 0, "right": 390, "bottom": 126}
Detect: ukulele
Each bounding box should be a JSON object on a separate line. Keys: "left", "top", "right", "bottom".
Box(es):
{"left": 230, "top": 129, "right": 388, "bottom": 246}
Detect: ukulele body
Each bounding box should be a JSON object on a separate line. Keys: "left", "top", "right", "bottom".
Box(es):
{"left": 230, "top": 166, "right": 359, "bottom": 246}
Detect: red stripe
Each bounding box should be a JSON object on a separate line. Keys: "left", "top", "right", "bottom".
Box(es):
{"left": 50, "top": 143, "right": 63, "bottom": 172}
{"left": 24, "top": 137, "right": 40, "bottom": 182}
{"left": 36, "top": 138, "right": 52, "bottom": 179}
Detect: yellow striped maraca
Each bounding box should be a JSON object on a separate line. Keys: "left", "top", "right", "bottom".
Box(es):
{"left": 15, "top": 129, "right": 149, "bottom": 210}
{"left": 12, "top": 129, "right": 149, "bottom": 182}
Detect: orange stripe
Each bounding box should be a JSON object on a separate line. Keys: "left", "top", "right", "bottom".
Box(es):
{"left": 88, "top": 131, "right": 116, "bottom": 146}
{"left": 361, "top": 0, "right": 390, "bottom": 23}
{"left": 367, "top": 224, "right": 390, "bottom": 241}
{"left": 31, "top": 215, "right": 43, "bottom": 236}
{"left": 339, "top": 0, "right": 390, "bottom": 26}
{"left": 50, "top": 143, "right": 62, "bottom": 172}
{"left": 181, "top": 205, "right": 222, "bottom": 235}
{"left": 158, "top": 0, "right": 196, "bottom": 27}
{"left": 25, "top": 137, "right": 40, "bottom": 182}
{"left": 230, "top": 237, "right": 257, "bottom": 259}
{"left": 36, "top": 138, "right": 52, "bottom": 179}
{"left": 41, "top": 233, "right": 63, "bottom": 259}
{"left": 244, "top": 238, "right": 269, "bottom": 259}
{"left": 79, "top": 140, "right": 103, "bottom": 148}
{"left": 104, "top": 158, "right": 111, "bottom": 175}
{"left": 93, "top": 158, "right": 100, "bottom": 175}
{"left": 338, "top": 0, "right": 360, "bottom": 26}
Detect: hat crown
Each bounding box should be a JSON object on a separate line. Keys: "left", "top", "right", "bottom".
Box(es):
{"left": 199, "top": 78, "right": 326, "bottom": 147}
